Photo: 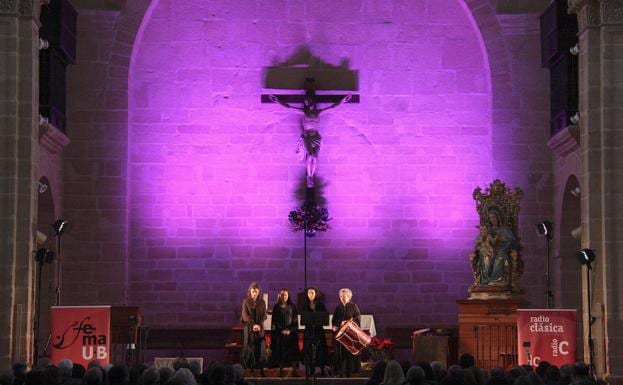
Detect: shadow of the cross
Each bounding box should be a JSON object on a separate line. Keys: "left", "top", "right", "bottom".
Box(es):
{"left": 263, "top": 46, "right": 358, "bottom": 91}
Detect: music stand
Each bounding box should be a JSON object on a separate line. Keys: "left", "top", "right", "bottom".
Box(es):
{"left": 301, "top": 312, "right": 329, "bottom": 384}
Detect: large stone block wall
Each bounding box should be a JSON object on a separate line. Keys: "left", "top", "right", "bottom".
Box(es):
{"left": 63, "top": 6, "right": 132, "bottom": 306}
{"left": 60, "top": 0, "right": 552, "bottom": 333}
{"left": 128, "top": 0, "right": 492, "bottom": 328}
{"left": 0, "top": 1, "right": 42, "bottom": 366}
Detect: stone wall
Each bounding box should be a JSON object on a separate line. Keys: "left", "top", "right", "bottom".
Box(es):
{"left": 0, "top": 0, "right": 42, "bottom": 367}
{"left": 60, "top": 0, "right": 552, "bottom": 333}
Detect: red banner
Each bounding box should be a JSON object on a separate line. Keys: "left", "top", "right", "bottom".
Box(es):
{"left": 50, "top": 306, "right": 111, "bottom": 366}
{"left": 517, "top": 309, "right": 577, "bottom": 368}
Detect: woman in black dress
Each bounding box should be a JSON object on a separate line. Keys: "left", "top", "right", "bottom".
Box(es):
{"left": 240, "top": 282, "right": 267, "bottom": 373}
{"left": 271, "top": 289, "right": 299, "bottom": 375}
{"left": 301, "top": 287, "right": 328, "bottom": 376}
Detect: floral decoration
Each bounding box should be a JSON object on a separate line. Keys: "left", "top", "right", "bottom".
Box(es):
{"left": 288, "top": 205, "right": 331, "bottom": 237}
{"left": 367, "top": 337, "right": 394, "bottom": 362}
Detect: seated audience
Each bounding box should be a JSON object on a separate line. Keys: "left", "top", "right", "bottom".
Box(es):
{"left": 169, "top": 367, "right": 197, "bottom": 385}
{"left": 431, "top": 361, "right": 447, "bottom": 383}
{"left": 0, "top": 370, "right": 15, "bottom": 385}
{"left": 536, "top": 362, "right": 551, "bottom": 379}
{"left": 571, "top": 363, "right": 595, "bottom": 385}
{"left": 405, "top": 365, "right": 426, "bottom": 385}
{"left": 366, "top": 361, "right": 387, "bottom": 385}
{"left": 440, "top": 365, "right": 464, "bottom": 385}
{"left": 11, "top": 362, "right": 26, "bottom": 385}
{"left": 141, "top": 367, "right": 159, "bottom": 385}
{"left": 108, "top": 365, "right": 130, "bottom": 385}
{"left": 486, "top": 367, "right": 510, "bottom": 385}
{"left": 23, "top": 368, "right": 46, "bottom": 385}
{"left": 543, "top": 366, "right": 560, "bottom": 385}
{"left": 57, "top": 359, "right": 73, "bottom": 385}
{"left": 414, "top": 361, "right": 436, "bottom": 385}
{"left": 232, "top": 364, "right": 253, "bottom": 385}
{"left": 381, "top": 360, "right": 405, "bottom": 385}
{"left": 506, "top": 366, "right": 527, "bottom": 385}
{"left": 83, "top": 367, "right": 103, "bottom": 385}
{"left": 159, "top": 367, "right": 174, "bottom": 385}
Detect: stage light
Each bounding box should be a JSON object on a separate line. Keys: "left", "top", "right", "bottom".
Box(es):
{"left": 536, "top": 220, "right": 553, "bottom": 239}
{"left": 39, "top": 38, "right": 49, "bottom": 50}
{"left": 577, "top": 248, "right": 596, "bottom": 268}
{"left": 569, "top": 43, "right": 579, "bottom": 56}
{"left": 570, "top": 186, "right": 580, "bottom": 198}
{"left": 38, "top": 181, "right": 48, "bottom": 194}
{"left": 52, "top": 219, "right": 70, "bottom": 235}
{"left": 34, "top": 248, "right": 55, "bottom": 264}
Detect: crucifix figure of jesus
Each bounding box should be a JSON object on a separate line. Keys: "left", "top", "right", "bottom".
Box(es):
{"left": 265, "top": 78, "right": 356, "bottom": 188}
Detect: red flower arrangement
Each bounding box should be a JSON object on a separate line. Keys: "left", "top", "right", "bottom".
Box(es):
{"left": 367, "top": 337, "right": 394, "bottom": 362}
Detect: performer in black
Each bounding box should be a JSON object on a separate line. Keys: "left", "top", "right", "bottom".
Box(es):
{"left": 241, "top": 282, "right": 267, "bottom": 374}
{"left": 302, "top": 287, "right": 328, "bottom": 377}
{"left": 332, "top": 288, "right": 361, "bottom": 377}
{"left": 271, "top": 288, "right": 299, "bottom": 376}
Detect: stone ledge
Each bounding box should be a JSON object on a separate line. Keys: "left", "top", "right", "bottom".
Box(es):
{"left": 39, "top": 119, "right": 70, "bottom": 154}
{"left": 547, "top": 124, "right": 580, "bottom": 158}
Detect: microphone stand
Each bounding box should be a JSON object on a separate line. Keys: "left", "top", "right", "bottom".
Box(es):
{"left": 55, "top": 233, "right": 63, "bottom": 306}
{"left": 545, "top": 233, "right": 553, "bottom": 308}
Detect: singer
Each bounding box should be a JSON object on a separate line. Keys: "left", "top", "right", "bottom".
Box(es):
{"left": 241, "top": 282, "right": 267, "bottom": 373}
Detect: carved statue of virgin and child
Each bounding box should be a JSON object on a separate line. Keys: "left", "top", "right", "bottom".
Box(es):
{"left": 468, "top": 180, "right": 524, "bottom": 299}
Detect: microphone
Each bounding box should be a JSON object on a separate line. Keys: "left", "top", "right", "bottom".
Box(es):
{"left": 523, "top": 341, "right": 531, "bottom": 365}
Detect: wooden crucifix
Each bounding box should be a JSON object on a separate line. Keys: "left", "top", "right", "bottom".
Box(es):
{"left": 262, "top": 78, "right": 359, "bottom": 188}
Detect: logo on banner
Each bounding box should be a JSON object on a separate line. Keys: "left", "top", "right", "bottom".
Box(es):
{"left": 50, "top": 306, "right": 111, "bottom": 366}
{"left": 517, "top": 309, "right": 576, "bottom": 368}
{"left": 528, "top": 315, "right": 565, "bottom": 333}
{"left": 53, "top": 316, "right": 108, "bottom": 360}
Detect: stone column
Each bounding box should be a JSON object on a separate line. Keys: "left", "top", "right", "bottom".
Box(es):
{"left": 568, "top": 0, "right": 623, "bottom": 382}
{"left": 0, "top": 0, "right": 41, "bottom": 367}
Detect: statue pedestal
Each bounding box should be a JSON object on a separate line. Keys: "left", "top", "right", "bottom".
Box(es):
{"left": 457, "top": 299, "right": 525, "bottom": 370}
{"left": 468, "top": 284, "right": 523, "bottom": 300}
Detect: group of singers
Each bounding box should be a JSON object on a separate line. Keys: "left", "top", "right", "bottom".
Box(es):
{"left": 240, "top": 282, "right": 362, "bottom": 377}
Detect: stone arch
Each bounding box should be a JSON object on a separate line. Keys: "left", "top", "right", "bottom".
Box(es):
{"left": 101, "top": 0, "right": 155, "bottom": 117}
{"left": 462, "top": 0, "right": 514, "bottom": 149}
